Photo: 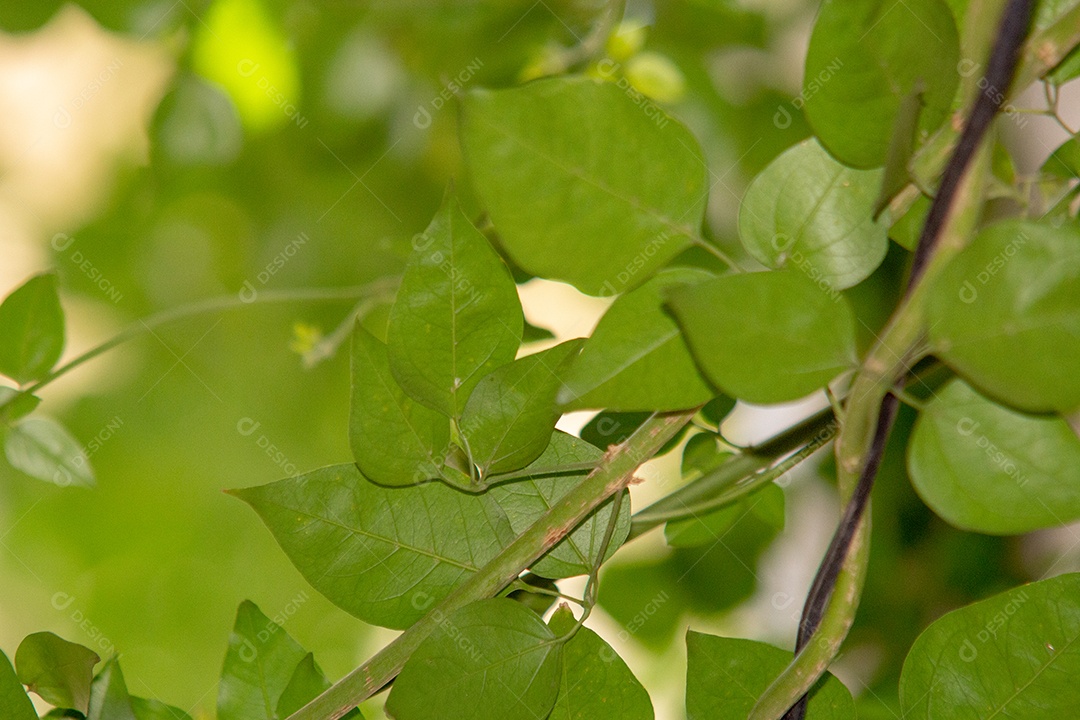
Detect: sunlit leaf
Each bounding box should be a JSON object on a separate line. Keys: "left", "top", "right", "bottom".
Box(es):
{"left": 5, "top": 417, "right": 95, "bottom": 488}
{"left": 386, "top": 194, "right": 523, "bottom": 418}
{"left": 739, "top": 139, "right": 888, "bottom": 290}
{"left": 461, "top": 77, "right": 706, "bottom": 295}
{"left": 900, "top": 573, "right": 1080, "bottom": 718}
{"left": 0, "top": 273, "right": 65, "bottom": 385}
{"left": 218, "top": 601, "right": 307, "bottom": 720}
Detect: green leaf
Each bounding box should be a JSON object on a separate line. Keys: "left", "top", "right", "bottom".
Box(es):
{"left": 669, "top": 271, "right": 857, "bottom": 404}
{"left": 899, "top": 573, "right": 1080, "bottom": 718}
{"left": 461, "top": 339, "right": 582, "bottom": 476}
{"left": 0, "top": 387, "right": 40, "bottom": 425}
{"left": 386, "top": 193, "right": 523, "bottom": 418}
{"left": 557, "top": 269, "right": 717, "bottom": 411}
{"left": 888, "top": 194, "right": 930, "bottom": 251}
{"left": 803, "top": 0, "right": 959, "bottom": 168}
{"left": 461, "top": 77, "right": 707, "bottom": 295}
{"left": 547, "top": 606, "right": 654, "bottom": 720}
{"left": 680, "top": 432, "right": 731, "bottom": 478}
{"left": 0, "top": 649, "right": 36, "bottom": 720}
{"left": 665, "top": 483, "right": 785, "bottom": 548}
{"left": 927, "top": 219, "right": 1080, "bottom": 413}
{"left": 488, "top": 432, "right": 629, "bottom": 579}
{"left": 685, "top": 632, "right": 856, "bottom": 719}
{"left": 275, "top": 653, "right": 361, "bottom": 719}
{"left": 907, "top": 379, "right": 1080, "bottom": 534}
{"left": 0, "top": 273, "right": 65, "bottom": 384}
{"left": 87, "top": 659, "right": 137, "bottom": 720}
{"left": 232, "top": 464, "right": 515, "bottom": 629}
{"left": 349, "top": 326, "right": 451, "bottom": 486}
{"left": 5, "top": 417, "right": 95, "bottom": 488}
{"left": 218, "top": 600, "right": 307, "bottom": 720}
{"left": 15, "top": 632, "right": 100, "bottom": 713}
{"left": 385, "top": 599, "right": 562, "bottom": 720}
{"left": 1042, "top": 137, "right": 1080, "bottom": 179}
{"left": 739, "top": 139, "right": 889, "bottom": 290}
{"left": 129, "top": 697, "right": 194, "bottom": 720}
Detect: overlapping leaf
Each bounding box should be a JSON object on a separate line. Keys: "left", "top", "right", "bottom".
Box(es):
{"left": 386, "top": 194, "right": 522, "bottom": 418}
{"left": 558, "top": 269, "right": 716, "bottom": 411}
{"left": 5, "top": 417, "right": 95, "bottom": 488}
{"left": 232, "top": 465, "right": 515, "bottom": 629}
{"left": 15, "top": 632, "right": 99, "bottom": 713}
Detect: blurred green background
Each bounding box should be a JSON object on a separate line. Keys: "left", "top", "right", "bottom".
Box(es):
{"left": 0, "top": 1, "right": 1071, "bottom": 718}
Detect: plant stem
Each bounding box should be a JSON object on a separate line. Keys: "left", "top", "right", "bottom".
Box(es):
{"left": 286, "top": 409, "right": 697, "bottom": 720}
{"left": 0, "top": 280, "right": 398, "bottom": 412}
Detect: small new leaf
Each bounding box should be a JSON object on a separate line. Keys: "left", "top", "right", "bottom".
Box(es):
{"left": 0, "top": 273, "right": 65, "bottom": 385}
{"left": 15, "top": 632, "right": 99, "bottom": 713}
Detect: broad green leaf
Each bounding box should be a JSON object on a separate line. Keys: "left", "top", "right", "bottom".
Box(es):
{"left": 232, "top": 464, "right": 515, "bottom": 629}
{"left": 386, "top": 599, "right": 562, "bottom": 720}
{"left": 461, "top": 77, "right": 706, "bottom": 295}
{"left": 15, "top": 632, "right": 99, "bottom": 713}
{"left": 349, "top": 326, "right": 451, "bottom": 486}
{"left": 461, "top": 340, "right": 582, "bottom": 476}
{"left": 5, "top": 417, "right": 95, "bottom": 488}
{"left": 218, "top": 601, "right": 307, "bottom": 720}
{"left": 685, "top": 632, "right": 856, "bottom": 719}
{"left": 0, "top": 650, "right": 36, "bottom": 720}
{"left": 130, "top": 698, "right": 194, "bottom": 720}
{"left": 547, "top": 606, "right": 653, "bottom": 720}
{"left": 680, "top": 432, "right": 731, "bottom": 478}
{"left": 488, "top": 432, "right": 629, "bottom": 579}
{"left": 669, "top": 271, "right": 857, "bottom": 404}
{"left": 803, "top": 0, "right": 959, "bottom": 168}
{"left": 386, "top": 194, "right": 522, "bottom": 418}
{"left": 0, "top": 387, "right": 40, "bottom": 424}
{"left": 558, "top": 269, "right": 717, "bottom": 411}
{"left": 1042, "top": 137, "right": 1080, "bottom": 179}
{"left": 927, "top": 220, "right": 1080, "bottom": 413}
{"left": 87, "top": 659, "right": 137, "bottom": 720}
{"left": 739, "top": 139, "right": 888, "bottom": 290}
{"left": 665, "top": 483, "right": 785, "bottom": 548}
{"left": 899, "top": 573, "right": 1080, "bottom": 718}
{"left": 907, "top": 379, "right": 1080, "bottom": 534}
{"left": 0, "top": 273, "right": 65, "bottom": 384}
{"left": 275, "top": 653, "right": 361, "bottom": 719}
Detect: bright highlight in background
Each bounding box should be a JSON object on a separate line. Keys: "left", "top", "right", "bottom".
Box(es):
{"left": 192, "top": 0, "right": 300, "bottom": 133}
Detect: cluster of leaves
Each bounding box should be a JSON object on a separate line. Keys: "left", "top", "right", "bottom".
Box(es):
{"left": 3, "top": 0, "right": 1080, "bottom": 718}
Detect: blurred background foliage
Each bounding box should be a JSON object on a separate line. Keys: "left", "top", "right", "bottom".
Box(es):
{"left": 0, "top": 1, "right": 1072, "bottom": 718}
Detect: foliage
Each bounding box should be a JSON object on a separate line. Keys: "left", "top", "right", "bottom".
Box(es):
{"left": 1, "top": 0, "right": 1079, "bottom": 718}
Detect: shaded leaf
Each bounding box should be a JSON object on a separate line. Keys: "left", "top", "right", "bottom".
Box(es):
{"left": 547, "top": 606, "right": 653, "bottom": 720}
{"left": 669, "top": 271, "right": 857, "bottom": 404}
{"left": 461, "top": 77, "right": 706, "bottom": 295}
{"left": 907, "top": 379, "right": 1080, "bottom": 534}
{"left": 927, "top": 219, "right": 1080, "bottom": 413}
{"left": 0, "top": 387, "right": 40, "bottom": 425}
{"left": 15, "top": 632, "right": 99, "bottom": 713}
{"left": 386, "top": 599, "right": 562, "bottom": 720}
{"left": 0, "top": 649, "right": 36, "bottom": 720}
{"left": 488, "top": 432, "right": 628, "bottom": 579}
{"left": 130, "top": 697, "right": 194, "bottom": 720}
{"left": 665, "top": 483, "right": 785, "bottom": 548}
{"left": 232, "top": 465, "right": 515, "bottom": 629}
{"left": 87, "top": 659, "right": 137, "bottom": 720}
{"left": 349, "top": 326, "right": 451, "bottom": 486}
{"left": 558, "top": 269, "right": 716, "bottom": 411}
{"left": 218, "top": 600, "right": 307, "bottom": 720}
{"left": 461, "top": 340, "right": 582, "bottom": 476}
{"left": 685, "top": 632, "right": 855, "bottom": 719}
